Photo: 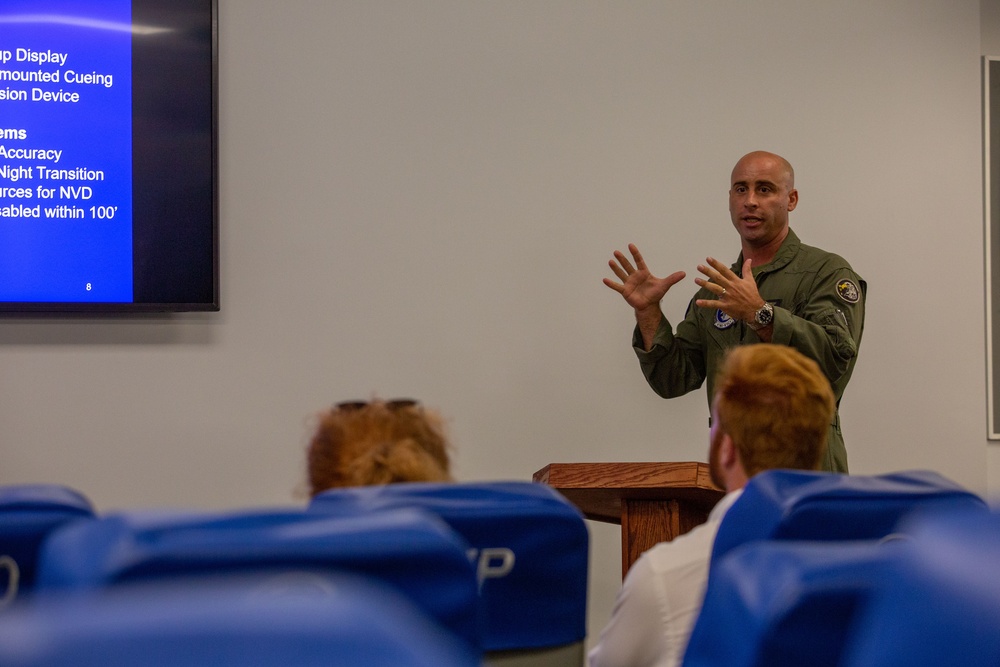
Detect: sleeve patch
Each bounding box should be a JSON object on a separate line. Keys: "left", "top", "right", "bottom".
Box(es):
{"left": 836, "top": 279, "right": 861, "bottom": 304}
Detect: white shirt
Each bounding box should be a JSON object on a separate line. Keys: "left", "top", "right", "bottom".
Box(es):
{"left": 587, "top": 489, "right": 744, "bottom": 667}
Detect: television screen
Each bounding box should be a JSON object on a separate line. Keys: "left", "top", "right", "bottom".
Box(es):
{"left": 0, "top": 0, "right": 218, "bottom": 313}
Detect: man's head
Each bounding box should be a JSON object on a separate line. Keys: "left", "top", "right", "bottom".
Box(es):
{"left": 708, "top": 344, "right": 834, "bottom": 490}
{"left": 729, "top": 151, "right": 798, "bottom": 253}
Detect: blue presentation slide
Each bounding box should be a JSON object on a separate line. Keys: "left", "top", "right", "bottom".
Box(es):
{"left": 0, "top": 0, "right": 133, "bottom": 302}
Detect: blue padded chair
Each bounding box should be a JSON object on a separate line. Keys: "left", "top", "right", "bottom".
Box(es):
{"left": 34, "top": 506, "right": 479, "bottom": 647}
{"left": 711, "top": 469, "right": 986, "bottom": 565}
{"left": 683, "top": 540, "right": 900, "bottom": 667}
{"left": 0, "top": 484, "right": 94, "bottom": 605}
{"left": 309, "top": 481, "right": 589, "bottom": 664}
{"left": 0, "top": 570, "right": 479, "bottom": 666}
{"left": 841, "top": 508, "right": 1000, "bottom": 667}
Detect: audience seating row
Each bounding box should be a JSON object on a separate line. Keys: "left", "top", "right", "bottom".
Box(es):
{"left": 7, "top": 468, "right": 998, "bottom": 666}
{"left": 0, "top": 481, "right": 589, "bottom": 667}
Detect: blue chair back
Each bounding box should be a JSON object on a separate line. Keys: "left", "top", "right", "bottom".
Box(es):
{"left": 711, "top": 469, "right": 985, "bottom": 564}
{"left": 683, "top": 540, "right": 897, "bottom": 667}
{"left": 841, "top": 508, "right": 1000, "bottom": 667}
{"left": 0, "top": 484, "right": 94, "bottom": 604}
{"left": 34, "top": 506, "right": 479, "bottom": 645}
{"left": 0, "top": 570, "right": 479, "bottom": 666}
{"left": 309, "top": 481, "right": 588, "bottom": 653}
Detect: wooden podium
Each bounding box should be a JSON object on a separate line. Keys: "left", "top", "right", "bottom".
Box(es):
{"left": 532, "top": 462, "right": 725, "bottom": 578}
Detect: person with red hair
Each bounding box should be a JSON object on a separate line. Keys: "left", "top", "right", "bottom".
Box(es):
{"left": 589, "top": 344, "right": 835, "bottom": 667}
{"left": 306, "top": 398, "right": 452, "bottom": 496}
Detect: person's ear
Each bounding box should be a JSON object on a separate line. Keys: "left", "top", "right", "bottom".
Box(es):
{"left": 719, "top": 433, "right": 738, "bottom": 469}
{"left": 786, "top": 188, "right": 798, "bottom": 212}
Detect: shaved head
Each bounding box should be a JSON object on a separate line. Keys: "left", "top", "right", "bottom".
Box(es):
{"left": 732, "top": 151, "right": 794, "bottom": 190}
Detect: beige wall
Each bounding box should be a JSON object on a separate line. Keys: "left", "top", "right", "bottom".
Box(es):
{"left": 984, "top": 0, "right": 1000, "bottom": 508}
{"left": 1, "top": 0, "right": 988, "bottom": 648}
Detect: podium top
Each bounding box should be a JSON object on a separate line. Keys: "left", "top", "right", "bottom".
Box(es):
{"left": 533, "top": 462, "right": 724, "bottom": 524}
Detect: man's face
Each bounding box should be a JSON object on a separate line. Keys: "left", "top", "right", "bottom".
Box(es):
{"left": 728, "top": 154, "right": 798, "bottom": 250}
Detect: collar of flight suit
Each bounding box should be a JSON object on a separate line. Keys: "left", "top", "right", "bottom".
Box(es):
{"left": 732, "top": 227, "right": 801, "bottom": 278}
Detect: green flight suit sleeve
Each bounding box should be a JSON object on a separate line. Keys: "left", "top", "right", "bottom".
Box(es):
{"left": 765, "top": 258, "right": 865, "bottom": 397}
{"left": 631, "top": 298, "right": 710, "bottom": 399}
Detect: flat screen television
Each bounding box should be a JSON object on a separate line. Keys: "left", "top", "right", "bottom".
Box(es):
{"left": 0, "top": 0, "right": 218, "bottom": 313}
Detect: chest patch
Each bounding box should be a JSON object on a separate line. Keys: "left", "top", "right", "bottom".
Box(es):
{"left": 713, "top": 309, "right": 736, "bottom": 330}
{"left": 836, "top": 279, "right": 861, "bottom": 304}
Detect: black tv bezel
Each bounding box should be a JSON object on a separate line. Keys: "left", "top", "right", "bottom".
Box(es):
{"left": 0, "top": 0, "right": 219, "bottom": 315}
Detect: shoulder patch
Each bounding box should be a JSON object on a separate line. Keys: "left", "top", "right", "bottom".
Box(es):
{"left": 836, "top": 279, "right": 860, "bottom": 304}
{"left": 713, "top": 309, "right": 736, "bottom": 330}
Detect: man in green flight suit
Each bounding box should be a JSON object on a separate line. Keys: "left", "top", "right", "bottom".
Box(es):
{"left": 604, "top": 151, "right": 865, "bottom": 472}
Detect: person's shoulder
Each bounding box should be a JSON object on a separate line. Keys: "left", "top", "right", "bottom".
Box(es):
{"left": 636, "top": 520, "right": 719, "bottom": 575}
{"left": 793, "top": 236, "right": 848, "bottom": 262}
{"left": 792, "top": 237, "right": 861, "bottom": 276}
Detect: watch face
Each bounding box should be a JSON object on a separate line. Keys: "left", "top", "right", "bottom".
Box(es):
{"left": 756, "top": 304, "right": 773, "bottom": 326}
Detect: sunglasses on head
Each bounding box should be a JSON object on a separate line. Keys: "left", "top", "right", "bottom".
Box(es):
{"left": 333, "top": 398, "right": 420, "bottom": 412}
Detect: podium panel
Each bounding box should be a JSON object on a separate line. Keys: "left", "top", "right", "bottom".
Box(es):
{"left": 533, "top": 462, "right": 723, "bottom": 577}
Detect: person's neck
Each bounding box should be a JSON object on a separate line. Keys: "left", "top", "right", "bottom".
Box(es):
{"left": 722, "top": 469, "right": 749, "bottom": 493}
{"left": 741, "top": 228, "right": 789, "bottom": 267}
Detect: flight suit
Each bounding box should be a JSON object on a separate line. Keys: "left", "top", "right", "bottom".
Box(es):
{"left": 633, "top": 229, "right": 866, "bottom": 472}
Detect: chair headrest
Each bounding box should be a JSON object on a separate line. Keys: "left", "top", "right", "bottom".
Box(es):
{"left": 36, "top": 506, "right": 479, "bottom": 646}
{"left": 711, "top": 469, "right": 985, "bottom": 564}
{"left": 0, "top": 571, "right": 480, "bottom": 666}
{"left": 686, "top": 540, "right": 898, "bottom": 667}
{"left": 311, "top": 481, "right": 589, "bottom": 651}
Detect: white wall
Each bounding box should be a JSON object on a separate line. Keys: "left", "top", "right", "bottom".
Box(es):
{"left": 0, "top": 0, "right": 987, "bottom": 650}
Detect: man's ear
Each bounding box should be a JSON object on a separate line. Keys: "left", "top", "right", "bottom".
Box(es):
{"left": 719, "top": 433, "right": 738, "bottom": 468}
{"left": 719, "top": 433, "right": 750, "bottom": 488}
{"left": 786, "top": 188, "right": 799, "bottom": 212}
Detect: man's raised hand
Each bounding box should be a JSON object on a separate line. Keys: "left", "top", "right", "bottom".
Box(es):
{"left": 693, "top": 257, "right": 763, "bottom": 322}
{"left": 604, "top": 243, "right": 686, "bottom": 314}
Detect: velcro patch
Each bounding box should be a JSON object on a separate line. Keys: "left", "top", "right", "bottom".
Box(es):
{"left": 836, "top": 279, "right": 860, "bottom": 304}
{"left": 714, "top": 309, "right": 736, "bottom": 330}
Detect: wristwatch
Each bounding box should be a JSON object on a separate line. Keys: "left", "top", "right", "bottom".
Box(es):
{"left": 747, "top": 302, "right": 774, "bottom": 331}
